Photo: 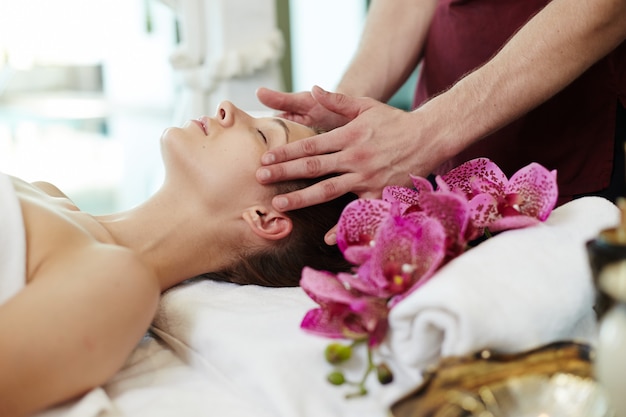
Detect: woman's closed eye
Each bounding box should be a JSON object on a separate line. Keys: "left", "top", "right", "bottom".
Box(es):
{"left": 256, "top": 129, "right": 268, "bottom": 144}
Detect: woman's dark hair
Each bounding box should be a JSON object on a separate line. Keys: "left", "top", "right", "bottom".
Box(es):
{"left": 203, "top": 176, "right": 357, "bottom": 287}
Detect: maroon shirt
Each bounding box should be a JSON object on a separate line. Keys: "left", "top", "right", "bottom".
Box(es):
{"left": 414, "top": 0, "right": 626, "bottom": 203}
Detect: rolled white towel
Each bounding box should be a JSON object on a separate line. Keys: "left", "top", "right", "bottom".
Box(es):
{"left": 384, "top": 197, "right": 619, "bottom": 380}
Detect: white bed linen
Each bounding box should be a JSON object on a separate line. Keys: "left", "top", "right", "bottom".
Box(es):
{"left": 151, "top": 282, "right": 405, "bottom": 417}
{"left": 37, "top": 196, "right": 618, "bottom": 417}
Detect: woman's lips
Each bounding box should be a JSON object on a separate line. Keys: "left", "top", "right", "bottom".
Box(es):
{"left": 193, "top": 119, "right": 207, "bottom": 135}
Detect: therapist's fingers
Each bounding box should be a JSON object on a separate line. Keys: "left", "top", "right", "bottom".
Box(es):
{"left": 324, "top": 224, "right": 339, "bottom": 246}
{"left": 255, "top": 87, "right": 299, "bottom": 112}
{"left": 271, "top": 172, "right": 361, "bottom": 212}
{"left": 258, "top": 127, "right": 347, "bottom": 172}
{"left": 310, "top": 85, "right": 370, "bottom": 120}
{"left": 260, "top": 89, "right": 374, "bottom": 167}
{"left": 271, "top": 169, "right": 383, "bottom": 212}
{"left": 258, "top": 154, "right": 330, "bottom": 183}
{"left": 256, "top": 87, "right": 317, "bottom": 125}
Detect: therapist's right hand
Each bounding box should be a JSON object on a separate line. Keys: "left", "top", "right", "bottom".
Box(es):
{"left": 257, "top": 86, "right": 428, "bottom": 212}
{"left": 256, "top": 87, "right": 350, "bottom": 132}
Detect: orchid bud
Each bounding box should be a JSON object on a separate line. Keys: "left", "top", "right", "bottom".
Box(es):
{"left": 325, "top": 343, "right": 352, "bottom": 364}
{"left": 376, "top": 363, "right": 393, "bottom": 384}
{"left": 327, "top": 370, "right": 346, "bottom": 386}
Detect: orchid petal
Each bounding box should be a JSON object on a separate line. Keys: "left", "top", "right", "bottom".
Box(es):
{"left": 341, "top": 246, "right": 373, "bottom": 266}
{"left": 417, "top": 190, "right": 471, "bottom": 256}
{"left": 440, "top": 158, "right": 507, "bottom": 199}
{"left": 367, "top": 319, "right": 389, "bottom": 347}
{"left": 300, "top": 268, "right": 360, "bottom": 306}
{"left": 434, "top": 175, "right": 451, "bottom": 193}
{"left": 487, "top": 215, "right": 541, "bottom": 232}
{"left": 409, "top": 174, "right": 435, "bottom": 194}
{"left": 301, "top": 308, "right": 348, "bottom": 339}
{"left": 365, "top": 215, "right": 446, "bottom": 297}
{"left": 386, "top": 216, "right": 449, "bottom": 304}
{"left": 336, "top": 271, "right": 379, "bottom": 296}
{"left": 336, "top": 199, "right": 391, "bottom": 264}
{"left": 382, "top": 186, "right": 420, "bottom": 214}
{"left": 505, "top": 163, "right": 558, "bottom": 221}
{"left": 467, "top": 193, "right": 501, "bottom": 229}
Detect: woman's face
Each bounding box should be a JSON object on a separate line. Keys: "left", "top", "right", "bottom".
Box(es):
{"left": 160, "top": 101, "right": 316, "bottom": 212}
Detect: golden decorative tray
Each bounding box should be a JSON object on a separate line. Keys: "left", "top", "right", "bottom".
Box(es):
{"left": 389, "top": 341, "right": 613, "bottom": 417}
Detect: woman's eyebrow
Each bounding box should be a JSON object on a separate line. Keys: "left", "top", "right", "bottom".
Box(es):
{"left": 272, "top": 118, "right": 290, "bottom": 143}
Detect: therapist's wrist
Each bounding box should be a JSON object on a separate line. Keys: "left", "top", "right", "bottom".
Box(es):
{"left": 409, "top": 99, "right": 473, "bottom": 171}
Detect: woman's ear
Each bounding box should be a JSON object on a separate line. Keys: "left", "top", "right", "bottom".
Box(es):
{"left": 242, "top": 205, "right": 293, "bottom": 241}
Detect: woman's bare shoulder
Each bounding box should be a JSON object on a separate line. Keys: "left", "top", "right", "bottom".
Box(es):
{"left": 31, "top": 181, "right": 70, "bottom": 199}
{"left": 9, "top": 176, "right": 68, "bottom": 199}
{"left": 27, "top": 241, "right": 161, "bottom": 333}
{"left": 0, "top": 242, "right": 159, "bottom": 417}
{"left": 18, "top": 194, "right": 157, "bottom": 293}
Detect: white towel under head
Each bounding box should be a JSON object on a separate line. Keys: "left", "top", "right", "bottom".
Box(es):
{"left": 0, "top": 172, "right": 26, "bottom": 306}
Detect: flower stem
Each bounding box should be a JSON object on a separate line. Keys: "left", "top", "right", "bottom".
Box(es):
{"left": 345, "top": 343, "right": 375, "bottom": 398}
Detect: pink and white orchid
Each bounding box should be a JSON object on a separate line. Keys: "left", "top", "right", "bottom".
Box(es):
{"left": 299, "top": 158, "right": 559, "bottom": 397}
{"left": 300, "top": 268, "right": 389, "bottom": 346}
{"left": 437, "top": 158, "right": 558, "bottom": 232}
{"left": 384, "top": 175, "right": 477, "bottom": 257}
{"left": 355, "top": 211, "right": 446, "bottom": 299}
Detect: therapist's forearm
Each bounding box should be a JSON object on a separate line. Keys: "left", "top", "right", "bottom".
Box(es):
{"left": 337, "top": 0, "right": 437, "bottom": 102}
{"left": 419, "top": 0, "right": 626, "bottom": 159}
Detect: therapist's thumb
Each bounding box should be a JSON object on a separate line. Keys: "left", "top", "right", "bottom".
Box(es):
{"left": 311, "top": 85, "right": 369, "bottom": 120}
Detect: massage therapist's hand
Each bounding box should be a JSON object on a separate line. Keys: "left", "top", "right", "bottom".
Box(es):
{"left": 256, "top": 85, "right": 442, "bottom": 216}
{"left": 256, "top": 87, "right": 349, "bottom": 131}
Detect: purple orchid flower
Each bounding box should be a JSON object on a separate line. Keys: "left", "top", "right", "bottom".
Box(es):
{"left": 355, "top": 211, "right": 447, "bottom": 299}
{"left": 335, "top": 196, "right": 450, "bottom": 297}
{"left": 300, "top": 268, "right": 389, "bottom": 346}
{"left": 300, "top": 158, "right": 560, "bottom": 394}
{"left": 383, "top": 176, "right": 475, "bottom": 256}
{"left": 438, "top": 158, "right": 558, "bottom": 232}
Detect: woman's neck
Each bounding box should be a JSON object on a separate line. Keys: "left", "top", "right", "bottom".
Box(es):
{"left": 95, "top": 189, "right": 238, "bottom": 291}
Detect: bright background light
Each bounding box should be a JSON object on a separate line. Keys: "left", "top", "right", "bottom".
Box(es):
{"left": 0, "top": 0, "right": 367, "bottom": 213}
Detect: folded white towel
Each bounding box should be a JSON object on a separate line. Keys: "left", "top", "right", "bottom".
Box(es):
{"left": 384, "top": 196, "right": 619, "bottom": 380}
{"left": 0, "top": 172, "right": 26, "bottom": 305}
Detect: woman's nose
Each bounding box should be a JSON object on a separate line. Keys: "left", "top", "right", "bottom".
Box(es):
{"left": 215, "top": 101, "right": 238, "bottom": 127}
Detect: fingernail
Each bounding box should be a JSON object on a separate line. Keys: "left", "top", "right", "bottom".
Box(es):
{"left": 261, "top": 153, "right": 275, "bottom": 164}
{"left": 274, "top": 197, "right": 288, "bottom": 210}
{"left": 257, "top": 168, "right": 271, "bottom": 181}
